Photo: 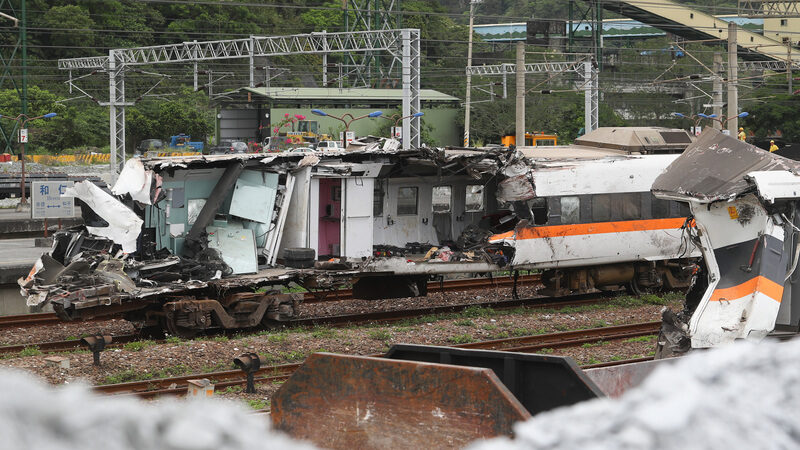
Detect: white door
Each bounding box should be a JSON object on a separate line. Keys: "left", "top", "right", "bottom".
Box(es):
{"left": 341, "top": 177, "right": 374, "bottom": 258}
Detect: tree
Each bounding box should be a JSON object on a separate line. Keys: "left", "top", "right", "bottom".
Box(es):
{"left": 743, "top": 92, "right": 800, "bottom": 141}
{"left": 126, "top": 88, "right": 213, "bottom": 150}
{"left": 39, "top": 5, "right": 95, "bottom": 58}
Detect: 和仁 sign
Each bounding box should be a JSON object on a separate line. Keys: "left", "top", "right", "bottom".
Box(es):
{"left": 32, "top": 181, "right": 74, "bottom": 219}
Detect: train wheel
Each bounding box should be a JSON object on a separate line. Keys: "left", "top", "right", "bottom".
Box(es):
{"left": 163, "top": 314, "right": 199, "bottom": 339}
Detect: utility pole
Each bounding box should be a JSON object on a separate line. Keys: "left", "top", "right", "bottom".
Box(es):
{"left": 21, "top": 0, "right": 26, "bottom": 117}
{"left": 789, "top": 43, "right": 793, "bottom": 94}
{"left": 463, "top": 0, "right": 480, "bottom": 147}
{"left": 727, "top": 22, "right": 739, "bottom": 136}
{"left": 712, "top": 52, "right": 723, "bottom": 130}
{"left": 515, "top": 41, "right": 525, "bottom": 147}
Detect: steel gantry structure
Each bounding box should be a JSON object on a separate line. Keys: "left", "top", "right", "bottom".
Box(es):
{"left": 467, "top": 61, "right": 600, "bottom": 134}
{"left": 58, "top": 29, "right": 422, "bottom": 173}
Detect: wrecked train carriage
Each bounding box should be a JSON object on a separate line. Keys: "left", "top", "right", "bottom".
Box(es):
{"left": 489, "top": 139, "right": 701, "bottom": 296}
{"left": 21, "top": 144, "right": 521, "bottom": 335}
{"left": 652, "top": 129, "right": 800, "bottom": 354}
{"left": 21, "top": 128, "right": 699, "bottom": 335}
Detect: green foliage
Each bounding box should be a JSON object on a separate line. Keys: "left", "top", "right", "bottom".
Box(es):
{"left": 18, "top": 346, "right": 42, "bottom": 357}
{"left": 448, "top": 334, "right": 474, "bottom": 344}
{"left": 367, "top": 329, "right": 392, "bottom": 341}
{"left": 126, "top": 88, "right": 213, "bottom": 148}
{"left": 310, "top": 327, "right": 338, "bottom": 339}
{"left": 625, "top": 335, "right": 658, "bottom": 343}
{"left": 40, "top": 5, "right": 95, "bottom": 58}
{"left": 247, "top": 399, "right": 269, "bottom": 410}
{"left": 454, "top": 319, "right": 475, "bottom": 327}
{"left": 581, "top": 340, "right": 608, "bottom": 348}
{"left": 744, "top": 91, "right": 800, "bottom": 141}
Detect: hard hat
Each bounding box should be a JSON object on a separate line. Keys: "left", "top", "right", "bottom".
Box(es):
{"left": 739, "top": 127, "right": 744, "bottom": 131}
{"left": 771, "top": 140, "right": 775, "bottom": 143}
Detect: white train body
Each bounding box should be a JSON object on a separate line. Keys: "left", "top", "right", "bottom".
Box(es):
{"left": 22, "top": 127, "right": 700, "bottom": 333}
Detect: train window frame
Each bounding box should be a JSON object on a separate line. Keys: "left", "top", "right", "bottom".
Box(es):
{"left": 397, "top": 186, "right": 419, "bottom": 216}
{"left": 592, "top": 194, "right": 612, "bottom": 222}
{"left": 619, "top": 193, "right": 641, "bottom": 220}
{"left": 560, "top": 196, "right": 580, "bottom": 224}
{"left": 465, "top": 184, "right": 485, "bottom": 212}
{"left": 432, "top": 186, "right": 452, "bottom": 213}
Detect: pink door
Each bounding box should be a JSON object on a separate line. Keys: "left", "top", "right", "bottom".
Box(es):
{"left": 318, "top": 178, "right": 341, "bottom": 257}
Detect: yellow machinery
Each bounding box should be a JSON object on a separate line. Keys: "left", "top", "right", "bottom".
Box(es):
{"left": 285, "top": 120, "right": 331, "bottom": 145}
{"left": 501, "top": 132, "right": 558, "bottom": 147}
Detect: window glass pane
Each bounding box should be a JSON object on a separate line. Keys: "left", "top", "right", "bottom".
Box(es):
{"left": 561, "top": 196, "right": 580, "bottom": 224}
{"left": 651, "top": 197, "right": 671, "bottom": 219}
{"left": 432, "top": 186, "right": 451, "bottom": 213}
{"left": 592, "top": 194, "right": 612, "bottom": 222}
{"left": 187, "top": 199, "right": 206, "bottom": 226}
{"left": 373, "top": 185, "right": 384, "bottom": 216}
{"left": 620, "top": 193, "right": 641, "bottom": 220}
{"left": 397, "top": 187, "right": 418, "bottom": 215}
{"left": 465, "top": 185, "right": 484, "bottom": 212}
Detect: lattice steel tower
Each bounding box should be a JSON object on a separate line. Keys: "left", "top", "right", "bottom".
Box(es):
{"left": 343, "top": 0, "right": 401, "bottom": 87}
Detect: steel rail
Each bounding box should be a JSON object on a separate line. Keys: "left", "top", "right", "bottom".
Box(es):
{"left": 94, "top": 325, "right": 659, "bottom": 398}
{"left": 0, "top": 293, "right": 603, "bottom": 356}
{"left": 0, "top": 334, "right": 140, "bottom": 355}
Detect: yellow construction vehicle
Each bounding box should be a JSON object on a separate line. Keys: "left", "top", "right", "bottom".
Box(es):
{"left": 501, "top": 132, "right": 558, "bottom": 147}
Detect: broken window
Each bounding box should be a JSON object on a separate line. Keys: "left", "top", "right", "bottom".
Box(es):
{"left": 432, "top": 186, "right": 452, "bottom": 213}
{"left": 561, "top": 196, "right": 580, "bottom": 224}
{"left": 620, "top": 193, "right": 641, "bottom": 220}
{"left": 373, "top": 184, "right": 384, "bottom": 216}
{"left": 592, "top": 194, "right": 612, "bottom": 222}
{"left": 397, "top": 187, "right": 419, "bottom": 215}
{"left": 529, "top": 197, "right": 548, "bottom": 225}
{"left": 187, "top": 199, "right": 206, "bottom": 226}
{"left": 465, "top": 185, "right": 484, "bottom": 212}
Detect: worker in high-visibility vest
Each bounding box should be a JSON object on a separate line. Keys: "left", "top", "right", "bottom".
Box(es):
{"left": 737, "top": 127, "right": 747, "bottom": 141}
{"left": 770, "top": 140, "right": 779, "bottom": 152}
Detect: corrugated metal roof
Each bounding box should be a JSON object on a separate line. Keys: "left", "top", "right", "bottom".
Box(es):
{"left": 242, "top": 87, "right": 459, "bottom": 102}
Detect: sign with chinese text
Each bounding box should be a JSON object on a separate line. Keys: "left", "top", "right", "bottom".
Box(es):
{"left": 19, "top": 128, "right": 27, "bottom": 143}
{"left": 32, "top": 181, "right": 74, "bottom": 219}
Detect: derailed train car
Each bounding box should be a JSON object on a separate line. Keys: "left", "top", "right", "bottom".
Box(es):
{"left": 19, "top": 128, "right": 699, "bottom": 336}
{"left": 653, "top": 129, "right": 800, "bottom": 355}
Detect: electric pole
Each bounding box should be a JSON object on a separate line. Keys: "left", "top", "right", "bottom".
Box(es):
{"left": 463, "top": 0, "right": 480, "bottom": 147}
{"left": 727, "top": 22, "right": 739, "bottom": 136}
{"left": 515, "top": 41, "right": 525, "bottom": 147}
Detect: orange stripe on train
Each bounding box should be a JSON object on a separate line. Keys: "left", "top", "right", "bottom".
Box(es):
{"left": 709, "top": 276, "right": 784, "bottom": 303}
{"left": 491, "top": 217, "right": 688, "bottom": 241}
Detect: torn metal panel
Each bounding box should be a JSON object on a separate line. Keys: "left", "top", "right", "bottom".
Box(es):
{"left": 652, "top": 128, "right": 800, "bottom": 203}
{"left": 112, "top": 158, "right": 154, "bottom": 204}
{"left": 532, "top": 155, "right": 679, "bottom": 197}
{"left": 746, "top": 171, "right": 800, "bottom": 204}
{"left": 496, "top": 175, "right": 535, "bottom": 202}
{"left": 63, "top": 180, "right": 143, "bottom": 253}
{"left": 686, "top": 196, "right": 787, "bottom": 347}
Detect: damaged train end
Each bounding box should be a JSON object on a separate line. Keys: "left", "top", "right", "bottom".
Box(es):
{"left": 652, "top": 128, "right": 800, "bottom": 356}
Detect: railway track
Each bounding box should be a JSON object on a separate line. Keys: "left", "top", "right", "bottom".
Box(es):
{"left": 0, "top": 293, "right": 605, "bottom": 356}
{"left": 93, "top": 322, "right": 660, "bottom": 398}
{"left": 0, "top": 274, "right": 541, "bottom": 329}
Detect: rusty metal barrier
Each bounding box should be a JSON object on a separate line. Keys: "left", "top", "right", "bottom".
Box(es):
{"left": 271, "top": 352, "right": 531, "bottom": 449}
